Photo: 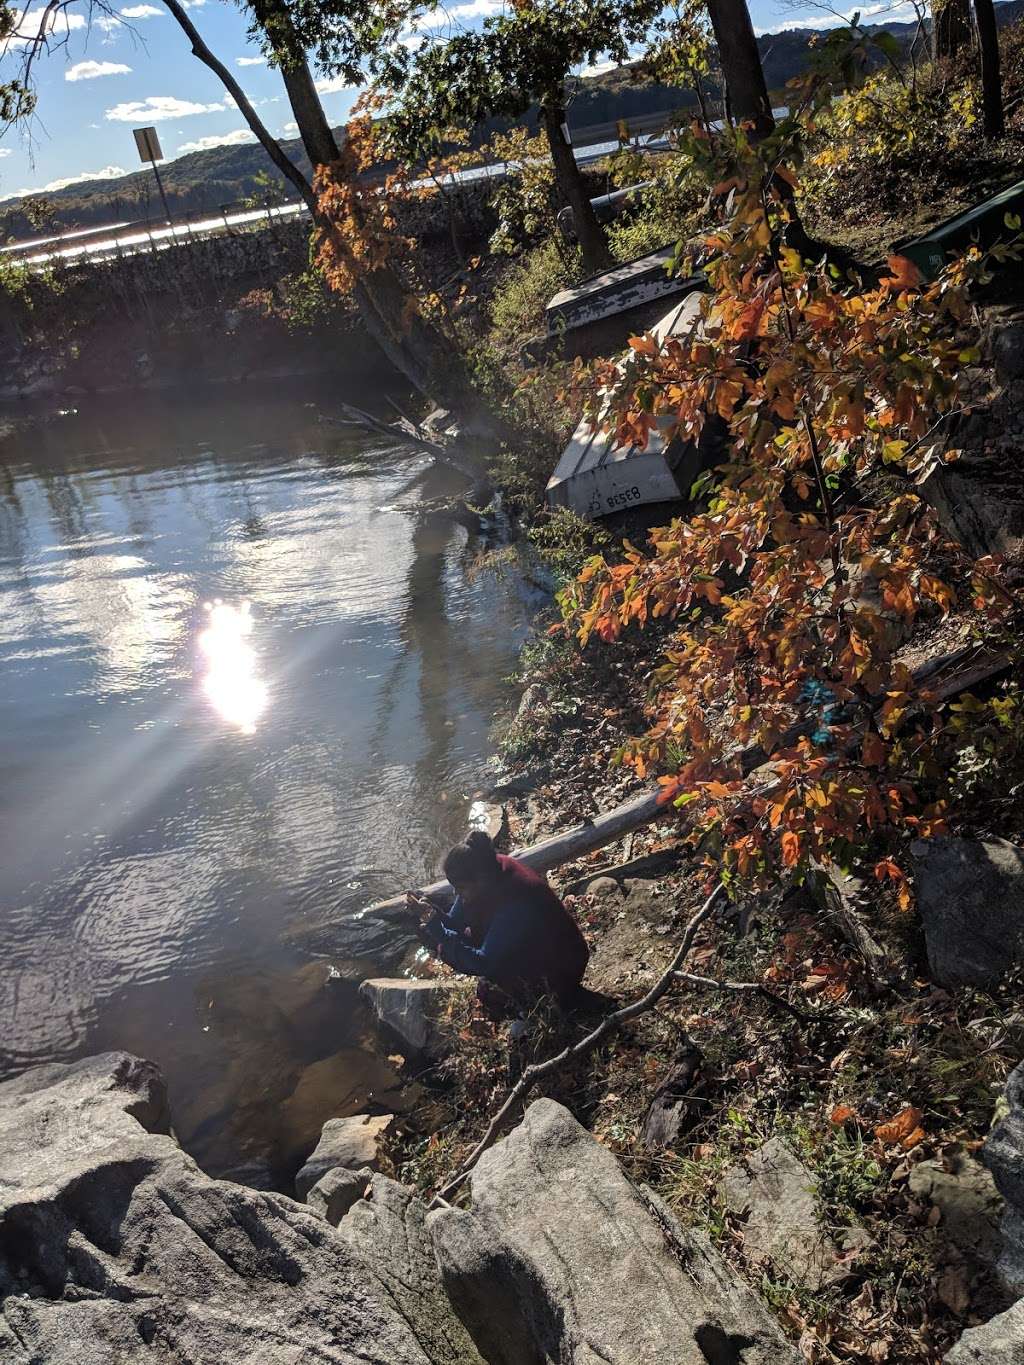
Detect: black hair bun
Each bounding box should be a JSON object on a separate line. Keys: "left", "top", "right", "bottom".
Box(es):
{"left": 466, "top": 829, "right": 494, "bottom": 852}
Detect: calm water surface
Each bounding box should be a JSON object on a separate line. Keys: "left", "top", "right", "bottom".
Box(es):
{"left": 0, "top": 384, "right": 531, "bottom": 1183}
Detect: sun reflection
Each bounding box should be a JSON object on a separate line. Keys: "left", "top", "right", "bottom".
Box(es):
{"left": 198, "top": 600, "right": 269, "bottom": 734}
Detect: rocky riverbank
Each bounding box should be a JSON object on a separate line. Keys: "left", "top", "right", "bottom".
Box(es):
{"left": 1, "top": 1039, "right": 1022, "bottom": 1362}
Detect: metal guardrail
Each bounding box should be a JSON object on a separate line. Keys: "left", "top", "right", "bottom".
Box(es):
{"left": 2, "top": 199, "right": 309, "bottom": 267}
{"left": 1, "top": 110, "right": 689, "bottom": 268}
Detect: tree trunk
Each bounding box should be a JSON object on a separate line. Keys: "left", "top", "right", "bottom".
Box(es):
{"left": 160, "top": 0, "right": 511, "bottom": 452}
{"left": 540, "top": 95, "right": 613, "bottom": 276}
{"left": 932, "top": 0, "right": 973, "bottom": 61}
{"left": 278, "top": 62, "right": 342, "bottom": 167}
{"left": 706, "top": 0, "right": 774, "bottom": 140}
{"left": 973, "top": 0, "right": 1005, "bottom": 137}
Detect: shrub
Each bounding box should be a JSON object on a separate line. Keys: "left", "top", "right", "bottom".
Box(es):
{"left": 800, "top": 68, "right": 979, "bottom": 225}
{"left": 488, "top": 238, "right": 583, "bottom": 342}
{"left": 605, "top": 145, "right": 705, "bottom": 262}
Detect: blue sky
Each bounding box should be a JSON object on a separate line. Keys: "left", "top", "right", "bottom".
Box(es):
{"left": 0, "top": 0, "right": 919, "bottom": 203}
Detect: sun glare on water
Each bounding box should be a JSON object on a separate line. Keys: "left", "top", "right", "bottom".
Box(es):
{"left": 198, "top": 600, "right": 269, "bottom": 734}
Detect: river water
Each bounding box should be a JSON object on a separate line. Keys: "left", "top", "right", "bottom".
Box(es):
{"left": 0, "top": 383, "right": 532, "bottom": 1184}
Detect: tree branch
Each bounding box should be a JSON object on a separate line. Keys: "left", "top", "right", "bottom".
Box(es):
{"left": 672, "top": 970, "right": 821, "bottom": 1024}
{"left": 160, "top": 0, "right": 318, "bottom": 215}
{"left": 430, "top": 882, "right": 727, "bottom": 1206}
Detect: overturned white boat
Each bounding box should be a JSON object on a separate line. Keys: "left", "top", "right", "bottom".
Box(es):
{"left": 546, "top": 291, "right": 714, "bottom": 520}
{"left": 546, "top": 245, "right": 704, "bottom": 337}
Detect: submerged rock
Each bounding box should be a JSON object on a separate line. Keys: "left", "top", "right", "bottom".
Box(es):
{"left": 360, "top": 977, "right": 462, "bottom": 1057}
{"left": 428, "top": 1097, "right": 799, "bottom": 1364}
{"left": 911, "top": 836, "right": 1024, "bottom": 989}
{"left": 0, "top": 1053, "right": 430, "bottom": 1364}
{"left": 984, "top": 1060, "right": 1024, "bottom": 1298}
{"left": 295, "top": 1113, "right": 394, "bottom": 1199}
{"left": 720, "top": 1135, "right": 861, "bottom": 1291}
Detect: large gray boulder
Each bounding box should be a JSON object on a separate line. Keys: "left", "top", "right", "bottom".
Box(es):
{"left": 984, "top": 1060, "right": 1024, "bottom": 1297}
{"left": 720, "top": 1135, "right": 864, "bottom": 1290}
{"left": 911, "top": 837, "right": 1024, "bottom": 988}
{"left": 360, "top": 978, "right": 463, "bottom": 1057}
{"left": 340, "top": 1175, "right": 486, "bottom": 1365}
{"left": 295, "top": 1112, "right": 394, "bottom": 1200}
{"left": 0, "top": 1053, "right": 430, "bottom": 1364}
{"left": 427, "top": 1097, "right": 799, "bottom": 1365}
{"left": 945, "top": 1297, "right": 1024, "bottom": 1363}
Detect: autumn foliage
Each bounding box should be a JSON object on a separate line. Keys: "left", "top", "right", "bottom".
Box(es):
{"left": 559, "top": 121, "right": 1021, "bottom": 899}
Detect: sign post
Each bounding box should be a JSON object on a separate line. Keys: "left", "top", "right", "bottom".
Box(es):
{"left": 132, "top": 126, "right": 171, "bottom": 224}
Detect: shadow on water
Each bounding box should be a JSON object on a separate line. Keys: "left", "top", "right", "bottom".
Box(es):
{"left": 0, "top": 379, "right": 539, "bottom": 1186}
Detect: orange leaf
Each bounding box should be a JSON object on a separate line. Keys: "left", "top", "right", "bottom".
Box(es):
{"left": 883, "top": 254, "right": 922, "bottom": 289}
{"left": 781, "top": 831, "right": 800, "bottom": 867}
{"left": 874, "top": 1105, "right": 924, "bottom": 1146}
{"left": 830, "top": 1104, "right": 857, "bottom": 1125}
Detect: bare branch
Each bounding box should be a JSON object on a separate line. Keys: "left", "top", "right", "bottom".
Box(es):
{"left": 159, "top": 0, "right": 317, "bottom": 214}
{"left": 672, "top": 969, "right": 821, "bottom": 1024}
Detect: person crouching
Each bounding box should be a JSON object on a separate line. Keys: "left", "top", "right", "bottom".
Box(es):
{"left": 407, "top": 830, "right": 589, "bottom": 1016}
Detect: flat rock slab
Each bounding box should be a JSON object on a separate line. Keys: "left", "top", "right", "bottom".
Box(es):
{"left": 908, "top": 1152, "right": 1003, "bottom": 1266}
{"left": 944, "top": 1296, "right": 1024, "bottom": 1362}
{"left": 720, "top": 1135, "right": 850, "bottom": 1291}
{"left": 0, "top": 1053, "right": 430, "bottom": 1365}
{"left": 911, "top": 836, "right": 1024, "bottom": 988}
{"left": 296, "top": 1113, "right": 394, "bottom": 1200}
{"left": 360, "top": 977, "right": 463, "bottom": 1057}
{"left": 984, "top": 1060, "right": 1024, "bottom": 1297}
{"left": 428, "top": 1097, "right": 798, "bottom": 1365}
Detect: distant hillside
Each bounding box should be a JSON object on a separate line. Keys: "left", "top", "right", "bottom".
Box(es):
{"left": 0, "top": 135, "right": 319, "bottom": 239}
{"left": 3, "top": 0, "right": 1022, "bottom": 240}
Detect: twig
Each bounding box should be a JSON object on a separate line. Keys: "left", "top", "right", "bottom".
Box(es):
{"left": 430, "top": 882, "right": 727, "bottom": 1207}
{"left": 672, "top": 970, "right": 821, "bottom": 1025}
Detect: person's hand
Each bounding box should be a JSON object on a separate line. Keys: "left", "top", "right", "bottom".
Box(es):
{"left": 416, "top": 911, "right": 443, "bottom": 952}
{"left": 405, "top": 890, "right": 435, "bottom": 920}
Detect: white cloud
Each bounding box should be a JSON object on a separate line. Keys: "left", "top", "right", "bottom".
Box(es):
{"left": 119, "top": 4, "right": 163, "bottom": 17}
{"left": 105, "top": 95, "right": 225, "bottom": 122}
{"left": 579, "top": 59, "right": 618, "bottom": 78}
{"left": 314, "top": 75, "right": 354, "bottom": 96}
{"left": 443, "top": 0, "right": 505, "bottom": 19}
{"left": 764, "top": 1, "right": 918, "bottom": 32}
{"left": 176, "top": 128, "right": 256, "bottom": 154}
{"left": 11, "top": 166, "right": 131, "bottom": 197}
{"left": 182, "top": 0, "right": 207, "bottom": 7}
{"left": 281, "top": 121, "right": 299, "bottom": 136}
{"left": 236, "top": 55, "right": 267, "bottom": 66}
{"left": 66, "top": 60, "right": 132, "bottom": 82}
{"left": 0, "top": 149, "right": 11, "bottom": 159}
